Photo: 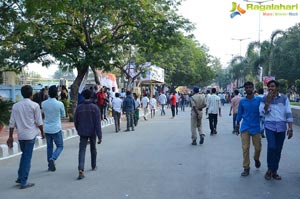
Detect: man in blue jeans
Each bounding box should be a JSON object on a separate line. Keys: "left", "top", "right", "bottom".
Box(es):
{"left": 260, "top": 80, "right": 293, "bottom": 180}
{"left": 229, "top": 90, "right": 241, "bottom": 134}
{"left": 42, "top": 85, "right": 66, "bottom": 171}
{"left": 122, "top": 91, "right": 135, "bottom": 131}
{"left": 7, "top": 85, "right": 44, "bottom": 189}
{"left": 74, "top": 89, "right": 102, "bottom": 180}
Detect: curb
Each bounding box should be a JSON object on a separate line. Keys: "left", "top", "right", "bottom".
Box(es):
{"left": 0, "top": 110, "right": 150, "bottom": 160}
{"left": 0, "top": 117, "right": 116, "bottom": 160}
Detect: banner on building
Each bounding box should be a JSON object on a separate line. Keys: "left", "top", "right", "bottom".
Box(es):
{"left": 97, "top": 71, "right": 119, "bottom": 92}
{"left": 140, "top": 65, "right": 164, "bottom": 84}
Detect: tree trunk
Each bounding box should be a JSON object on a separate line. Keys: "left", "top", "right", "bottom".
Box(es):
{"left": 69, "top": 67, "right": 89, "bottom": 121}
{"left": 91, "top": 67, "right": 100, "bottom": 85}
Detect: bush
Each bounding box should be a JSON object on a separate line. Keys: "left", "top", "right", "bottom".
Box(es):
{"left": 255, "top": 81, "right": 263, "bottom": 90}
{"left": 295, "top": 79, "right": 300, "bottom": 92}
{"left": 290, "top": 102, "right": 300, "bottom": 106}
{"left": 0, "top": 99, "right": 14, "bottom": 126}
{"left": 278, "top": 79, "right": 288, "bottom": 94}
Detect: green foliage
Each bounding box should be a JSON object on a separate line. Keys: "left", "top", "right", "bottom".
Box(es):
{"left": 277, "top": 79, "right": 288, "bottom": 94}
{"left": 0, "top": 0, "right": 193, "bottom": 104}
{"left": 290, "top": 102, "right": 300, "bottom": 106}
{"left": 138, "top": 36, "right": 214, "bottom": 87}
{"left": 227, "top": 23, "right": 300, "bottom": 89}
{"left": 255, "top": 81, "right": 263, "bottom": 90}
{"left": 263, "top": 24, "right": 300, "bottom": 84}
{"left": 0, "top": 98, "right": 13, "bottom": 126}
{"left": 295, "top": 79, "right": 300, "bottom": 91}
{"left": 53, "top": 69, "right": 75, "bottom": 80}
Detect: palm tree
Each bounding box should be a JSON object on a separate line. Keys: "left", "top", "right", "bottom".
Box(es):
{"left": 245, "top": 41, "right": 268, "bottom": 81}
{"left": 229, "top": 55, "right": 249, "bottom": 88}
{"left": 268, "top": 30, "right": 286, "bottom": 76}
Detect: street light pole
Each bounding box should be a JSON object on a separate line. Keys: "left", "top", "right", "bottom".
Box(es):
{"left": 243, "top": 0, "right": 273, "bottom": 80}
{"left": 231, "top": 37, "right": 251, "bottom": 56}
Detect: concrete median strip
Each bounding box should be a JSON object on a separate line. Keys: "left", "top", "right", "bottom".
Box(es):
{"left": 0, "top": 110, "right": 150, "bottom": 160}
{"left": 0, "top": 119, "right": 116, "bottom": 160}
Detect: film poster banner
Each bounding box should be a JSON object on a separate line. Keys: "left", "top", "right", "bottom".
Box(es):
{"left": 97, "top": 70, "right": 119, "bottom": 92}
{"left": 141, "top": 65, "right": 165, "bottom": 83}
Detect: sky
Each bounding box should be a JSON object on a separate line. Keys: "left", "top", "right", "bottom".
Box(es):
{"left": 27, "top": 0, "right": 300, "bottom": 77}
{"left": 178, "top": 0, "right": 300, "bottom": 66}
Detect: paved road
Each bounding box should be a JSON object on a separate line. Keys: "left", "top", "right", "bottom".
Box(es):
{"left": 0, "top": 104, "right": 300, "bottom": 199}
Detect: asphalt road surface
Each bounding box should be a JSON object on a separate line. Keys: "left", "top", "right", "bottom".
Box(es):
{"left": 0, "top": 104, "right": 300, "bottom": 199}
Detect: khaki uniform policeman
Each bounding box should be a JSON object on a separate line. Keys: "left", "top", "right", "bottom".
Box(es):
{"left": 190, "top": 87, "right": 206, "bottom": 145}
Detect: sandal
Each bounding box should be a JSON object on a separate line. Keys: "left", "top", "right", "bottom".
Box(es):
{"left": 264, "top": 170, "right": 272, "bottom": 180}
{"left": 272, "top": 173, "right": 282, "bottom": 180}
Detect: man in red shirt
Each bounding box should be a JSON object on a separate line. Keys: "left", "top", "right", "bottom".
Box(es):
{"left": 96, "top": 87, "right": 108, "bottom": 120}
{"left": 170, "top": 91, "right": 177, "bottom": 118}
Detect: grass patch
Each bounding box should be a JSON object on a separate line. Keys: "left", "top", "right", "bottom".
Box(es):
{"left": 290, "top": 102, "right": 300, "bottom": 106}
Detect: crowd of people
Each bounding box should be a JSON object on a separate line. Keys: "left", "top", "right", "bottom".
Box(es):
{"left": 5, "top": 79, "right": 295, "bottom": 189}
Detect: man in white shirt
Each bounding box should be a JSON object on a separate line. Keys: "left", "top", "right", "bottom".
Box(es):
{"left": 158, "top": 92, "right": 167, "bottom": 116}
{"left": 110, "top": 87, "right": 116, "bottom": 106}
{"left": 206, "top": 88, "right": 221, "bottom": 135}
{"left": 149, "top": 95, "right": 157, "bottom": 118}
{"left": 7, "top": 85, "right": 44, "bottom": 189}
{"left": 112, "top": 93, "right": 123, "bottom": 132}
{"left": 141, "top": 93, "right": 149, "bottom": 120}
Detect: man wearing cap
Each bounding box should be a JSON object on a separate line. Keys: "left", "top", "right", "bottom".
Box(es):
{"left": 190, "top": 87, "right": 206, "bottom": 145}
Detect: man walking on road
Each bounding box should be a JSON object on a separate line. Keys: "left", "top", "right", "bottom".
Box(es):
{"left": 42, "top": 85, "right": 65, "bottom": 172}
{"left": 74, "top": 89, "right": 102, "bottom": 180}
{"left": 122, "top": 91, "right": 135, "bottom": 132}
{"left": 170, "top": 91, "right": 177, "bottom": 118}
{"left": 149, "top": 95, "right": 157, "bottom": 118}
{"left": 236, "top": 81, "right": 262, "bottom": 177}
{"left": 260, "top": 80, "right": 293, "bottom": 180}
{"left": 190, "top": 87, "right": 206, "bottom": 145}
{"left": 7, "top": 85, "right": 44, "bottom": 189}
{"left": 158, "top": 92, "right": 167, "bottom": 116}
{"left": 141, "top": 93, "right": 149, "bottom": 120}
{"left": 112, "top": 92, "right": 123, "bottom": 132}
{"left": 133, "top": 93, "right": 140, "bottom": 127}
{"left": 257, "top": 88, "right": 266, "bottom": 138}
{"left": 175, "top": 91, "right": 179, "bottom": 115}
{"left": 206, "top": 88, "right": 221, "bottom": 135}
{"left": 229, "top": 90, "right": 241, "bottom": 134}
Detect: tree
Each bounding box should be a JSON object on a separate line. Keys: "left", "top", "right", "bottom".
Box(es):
{"left": 210, "top": 57, "right": 230, "bottom": 90}
{"left": 53, "top": 68, "right": 75, "bottom": 80}
{"left": 137, "top": 36, "right": 214, "bottom": 89}
{"left": 228, "top": 55, "right": 250, "bottom": 88}
{"left": 278, "top": 79, "right": 288, "bottom": 94}
{"left": 270, "top": 23, "right": 300, "bottom": 84}
{"left": 0, "top": 0, "right": 192, "bottom": 106}
{"left": 295, "top": 79, "right": 300, "bottom": 93}
{"left": 267, "top": 30, "right": 286, "bottom": 77}
{"left": 255, "top": 81, "right": 263, "bottom": 90}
